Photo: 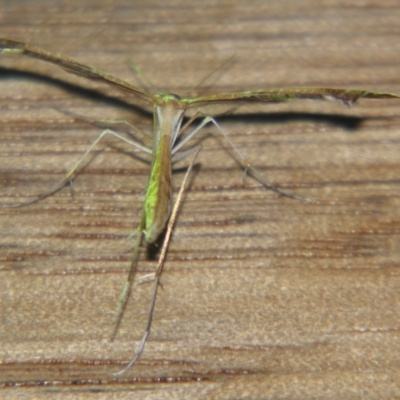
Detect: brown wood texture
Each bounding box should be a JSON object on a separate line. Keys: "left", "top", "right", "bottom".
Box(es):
{"left": 1, "top": 1, "right": 400, "bottom": 398}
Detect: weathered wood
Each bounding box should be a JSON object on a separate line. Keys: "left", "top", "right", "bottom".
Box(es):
{"left": 1, "top": 1, "right": 400, "bottom": 398}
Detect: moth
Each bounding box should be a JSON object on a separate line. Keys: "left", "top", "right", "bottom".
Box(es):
{"left": 1, "top": 38, "right": 399, "bottom": 375}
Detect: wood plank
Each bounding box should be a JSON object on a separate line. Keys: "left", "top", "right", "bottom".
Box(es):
{"left": 1, "top": 1, "right": 400, "bottom": 398}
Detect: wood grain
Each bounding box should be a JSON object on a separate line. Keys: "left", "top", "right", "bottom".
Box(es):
{"left": 1, "top": 1, "right": 400, "bottom": 398}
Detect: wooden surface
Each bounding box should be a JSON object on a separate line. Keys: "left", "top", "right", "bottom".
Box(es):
{"left": 1, "top": 1, "right": 400, "bottom": 398}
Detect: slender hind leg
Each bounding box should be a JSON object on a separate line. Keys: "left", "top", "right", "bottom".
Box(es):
{"left": 114, "top": 146, "right": 201, "bottom": 377}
